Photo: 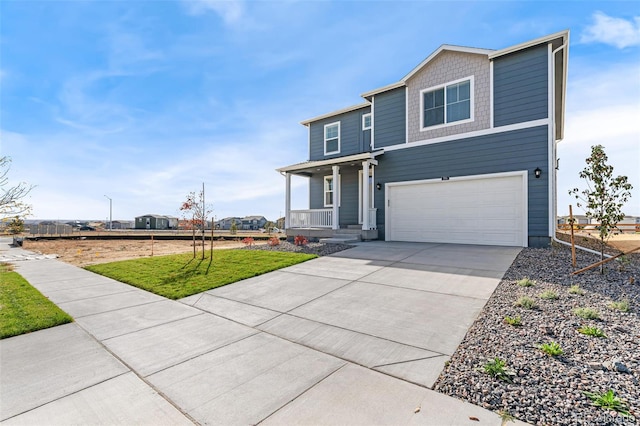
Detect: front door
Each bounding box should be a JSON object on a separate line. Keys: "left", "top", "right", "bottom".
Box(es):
{"left": 358, "top": 169, "right": 375, "bottom": 224}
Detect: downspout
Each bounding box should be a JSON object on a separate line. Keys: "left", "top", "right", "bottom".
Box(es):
{"left": 547, "top": 40, "right": 611, "bottom": 259}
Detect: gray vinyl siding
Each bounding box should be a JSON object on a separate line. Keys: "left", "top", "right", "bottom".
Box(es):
{"left": 373, "top": 87, "right": 406, "bottom": 148}
{"left": 308, "top": 107, "right": 371, "bottom": 161}
{"left": 493, "top": 44, "right": 548, "bottom": 127}
{"left": 374, "top": 125, "right": 549, "bottom": 245}
{"left": 309, "top": 168, "right": 359, "bottom": 227}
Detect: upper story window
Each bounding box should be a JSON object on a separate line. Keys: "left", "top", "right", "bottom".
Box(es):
{"left": 420, "top": 76, "right": 474, "bottom": 130}
{"left": 362, "top": 113, "right": 372, "bottom": 130}
{"left": 324, "top": 122, "right": 340, "bottom": 155}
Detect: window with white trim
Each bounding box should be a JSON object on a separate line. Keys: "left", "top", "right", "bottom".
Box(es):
{"left": 362, "top": 113, "right": 372, "bottom": 130}
{"left": 324, "top": 122, "right": 340, "bottom": 155}
{"left": 323, "top": 175, "right": 340, "bottom": 207}
{"left": 420, "top": 77, "right": 473, "bottom": 130}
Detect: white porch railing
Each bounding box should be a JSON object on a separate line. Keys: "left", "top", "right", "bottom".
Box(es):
{"left": 289, "top": 209, "right": 333, "bottom": 228}
{"left": 367, "top": 208, "right": 378, "bottom": 230}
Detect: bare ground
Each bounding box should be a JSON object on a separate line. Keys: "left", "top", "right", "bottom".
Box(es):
{"left": 23, "top": 238, "right": 250, "bottom": 267}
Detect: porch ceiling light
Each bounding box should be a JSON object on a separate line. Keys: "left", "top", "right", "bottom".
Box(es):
{"left": 534, "top": 167, "right": 542, "bottom": 178}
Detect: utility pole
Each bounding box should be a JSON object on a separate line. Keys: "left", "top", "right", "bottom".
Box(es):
{"left": 104, "top": 195, "right": 112, "bottom": 231}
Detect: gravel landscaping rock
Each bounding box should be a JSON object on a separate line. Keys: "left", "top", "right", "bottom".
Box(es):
{"left": 240, "top": 241, "right": 354, "bottom": 257}
{"left": 434, "top": 243, "right": 640, "bottom": 425}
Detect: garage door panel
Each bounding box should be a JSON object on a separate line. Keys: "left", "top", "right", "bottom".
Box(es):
{"left": 388, "top": 175, "right": 525, "bottom": 247}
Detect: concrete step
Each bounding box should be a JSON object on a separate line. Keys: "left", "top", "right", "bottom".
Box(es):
{"left": 319, "top": 237, "right": 360, "bottom": 244}
{"left": 333, "top": 233, "right": 362, "bottom": 241}
{"left": 335, "top": 228, "right": 365, "bottom": 234}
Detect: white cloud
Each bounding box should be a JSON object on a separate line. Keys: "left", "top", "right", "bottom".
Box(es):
{"left": 557, "top": 62, "right": 640, "bottom": 216}
{"left": 581, "top": 11, "right": 640, "bottom": 48}
{"left": 182, "top": 0, "right": 244, "bottom": 24}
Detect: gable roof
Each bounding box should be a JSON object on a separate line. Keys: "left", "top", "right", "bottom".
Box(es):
{"left": 402, "top": 45, "right": 494, "bottom": 82}
{"left": 362, "top": 45, "right": 493, "bottom": 100}
{"left": 300, "top": 102, "right": 370, "bottom": 126}
{"left": 488, "top": 30, "right": 568, "bottom": 59}
{"left": 304, "top": 31, "right": 570, "bottom": 136}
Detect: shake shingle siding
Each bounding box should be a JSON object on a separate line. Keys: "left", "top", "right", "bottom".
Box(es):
{"left": 373, "top": 88, "right": 406, "bottom": 148}
{"left": 374, "top": 125, "right": 549, "bottom": 245}
{"left": 493, "top": 45, "right": 548, "bottom": 127}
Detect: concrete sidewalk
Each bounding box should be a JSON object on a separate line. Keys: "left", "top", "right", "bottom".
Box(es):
{"left": 0, "top": 237, "right": 526, "bottom": 425}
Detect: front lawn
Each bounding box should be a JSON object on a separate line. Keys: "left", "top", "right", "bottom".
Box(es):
{"left": 0, "top": 263, "right": 73, "bottom": 339}
{"left": 85, "top": 249, "right": 317, "bottom": 299}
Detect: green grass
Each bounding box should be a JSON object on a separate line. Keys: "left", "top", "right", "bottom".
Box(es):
{"left": 568, "top": 284, "right": 585, "bottom": 295}
{"left": 517, "top": 277, "right": 535, "bottom": 287}
{"left": 503, "top": 315, "right": 522, "bottom": 326}
{"left": 583, "top": 389, "right": 631, "bottom": 417}
{"left": 85, "top": 250, "right": 317, "bottom": 299}
{"left": 539, "top": 290, "right": 559, "bottom": 300}
{"left": 577, "top": 325, "right": 607, "bottom": 338}
{"left": 608, "top": 299, "right": 630, "bottom": 312}
{"left": 481, "top": 357, "right": 513, "bottom": 383}
{"left": 515, "top": 296, "right": 537, "bottom": 310}
{"left": 573, "top": 307, "right": 600, "bottom": 320}
{"left": 0, "top": 263, "right": 73, "bottom": 339}
{"left": 539, "top": 341, "right": 564, "bottom": 356}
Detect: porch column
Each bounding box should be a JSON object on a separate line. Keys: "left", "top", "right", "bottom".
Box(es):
{"left": 284, "top": 172, "right": 291, "bottom": 229}
{"left": 362, "top": 161, "right": 369, "bottom": 230}
{"left": 332, "top": 165, "right": 340, "bottom": 230}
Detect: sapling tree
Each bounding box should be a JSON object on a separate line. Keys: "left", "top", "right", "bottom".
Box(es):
{"left": 1, "top": 156, "right": 34, "bottom": 219}
{"left": 180, "top": 183, "right": 213, "bottom": 260}
{"left": 569, "top": 145, "right": 633, "bottom": 273}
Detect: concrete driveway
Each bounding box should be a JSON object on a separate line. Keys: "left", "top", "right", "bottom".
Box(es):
{"left": 1, "top": 240, "right": 522, "bottom": 425}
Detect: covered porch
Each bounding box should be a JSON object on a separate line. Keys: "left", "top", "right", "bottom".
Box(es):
{"left": 277, "top": 151, "right": 383, "bottom": 238}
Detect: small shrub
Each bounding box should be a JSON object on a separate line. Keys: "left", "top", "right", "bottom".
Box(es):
{"left": 608, "top": 299, "right": 630, "bottom": 312}
{"left": 515, "top": 296, "right": 537, "bottom": 310}
{"left": 503, "top": 315, "right": 522, "bottom": 326}
{"left": 267, "top": 236, "right": 280, "bottom": 246}
{"left": 481, "top": 357, "right": 513, "bottom": 383}
{"left": 573, "top": 307, "right": 599, "bottom": 320}
{"left": 539, "top": 290, "right": 559, "bottom": 300}
{"left": 498, "top": 410, "right": 515, "bottom": 425}
{"left": 577, "top": 325, "right": 606, "bottom": 338}
{"left": 616, "top": 255, "right": 631, "bottom": 272}
{"left": 539, "top": 341, "right": 564, "bottom": 356}
{"left": 517, "top": 277, "right": 535, "bottom": 287}
{"left": 568, "top": 284, "right": 585, "bottom": 295}
{"left": 583, "top": 389, "right": 631, "bottom": 417}
{"left": 242, "top": 237, "right": 255, "bottom": 247}
{"left": 294, "top": 235, "right": 308, "bottom": 246}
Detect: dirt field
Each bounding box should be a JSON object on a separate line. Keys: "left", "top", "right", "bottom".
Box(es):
{"left": 576, "top": 231, "right": 640, "bottom": 253}
{"left": 23, "top": 238, "right": 253, "bottom": 267}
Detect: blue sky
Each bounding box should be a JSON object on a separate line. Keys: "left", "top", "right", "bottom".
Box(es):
{"left": 1, "top": 1, "right": 639, "bottom": 222}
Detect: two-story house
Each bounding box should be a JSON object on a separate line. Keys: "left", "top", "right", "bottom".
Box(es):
{"left": 278, "top": 30, "right": 569, "bottom": 248}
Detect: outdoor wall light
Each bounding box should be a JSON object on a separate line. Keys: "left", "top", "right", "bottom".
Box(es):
{"left": 376, "top": 182, "right": 382, "bottom": 190}
{"left": 534, "top": 167, "right": 542, "bottom": 179}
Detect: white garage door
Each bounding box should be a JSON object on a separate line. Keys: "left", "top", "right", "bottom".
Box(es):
{"left": 387, "top": 173, "right": 526, "bottom": 247}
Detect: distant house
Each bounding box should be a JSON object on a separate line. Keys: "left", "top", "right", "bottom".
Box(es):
{"left": 242, "top": 216, "right": 268, "bottom": 230}
{"left": 135, "top": 214, "right": 170, "bottom": 230}
{"left": 557, "top": 215, "right": 591, "bottom": 225}
{"left": 620, "top": 216, "right": 640, "bottom": 225}
{"left": 165, "top": 216, "right": 179, "bottom": 229}
{"left": 216, "top": 217, "right": 242, "bottom": 230}
{"left": 111, "top": 220, "right": 134, "bottom": 229}
{"left": 215, "top": 216, "right": 268, "bottom": 230}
